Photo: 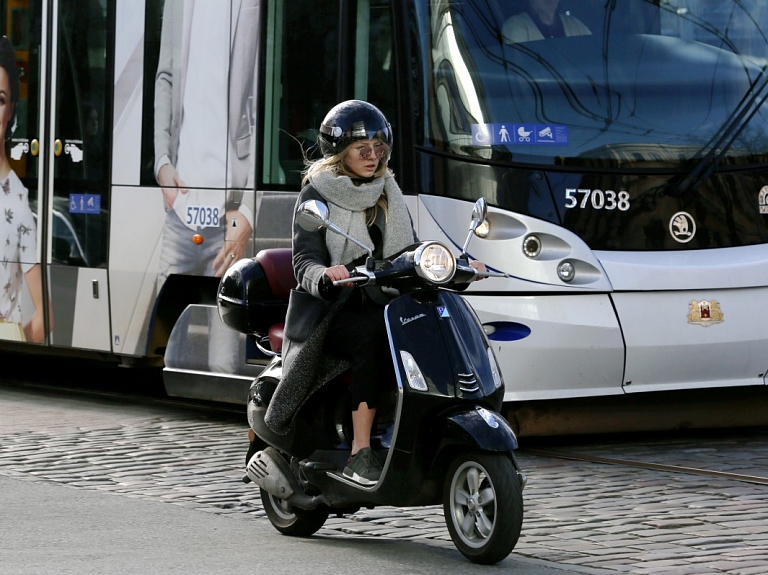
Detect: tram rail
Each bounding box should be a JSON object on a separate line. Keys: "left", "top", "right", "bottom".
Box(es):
{"left": 521, "top": 446, "right": 768, "bottom": 486}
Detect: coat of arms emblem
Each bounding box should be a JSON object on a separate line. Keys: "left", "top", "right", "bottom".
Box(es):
{"left": 687, "top": 300, "right": 724, "bottom": 327}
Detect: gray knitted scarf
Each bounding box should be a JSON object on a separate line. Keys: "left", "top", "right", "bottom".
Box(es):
{"left": 310, "top": 169, "right": 415, "bottom": 265}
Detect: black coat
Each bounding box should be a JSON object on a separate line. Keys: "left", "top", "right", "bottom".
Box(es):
{"left": 264, "top": 183, "right": 418, "bottom": 434}
{"left": 263, "top": 185, "right": 351, "bottom": 434}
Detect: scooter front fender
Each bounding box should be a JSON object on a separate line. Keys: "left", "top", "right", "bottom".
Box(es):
{"left": 440, "top": 406, "right": 519, "bottom": 452}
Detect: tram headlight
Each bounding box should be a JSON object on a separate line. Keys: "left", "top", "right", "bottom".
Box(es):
{"left": 557, "top": 261, "right": 576, "bottom": 282}
{"left": 400, "top": 351, "right": 428, "bottom": 391}
{"left": 474, "top": 219, "right": 490, "bottom": 238}
{"left": 414, "top": 242, "right": 456, "bottom": 284}
{"left": 522, "top": 234, "right": 542, "bottom": 259}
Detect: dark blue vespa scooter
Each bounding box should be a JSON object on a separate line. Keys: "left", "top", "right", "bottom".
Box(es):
{"left": 217, "top": 198, "right": 525, "bottom": 564}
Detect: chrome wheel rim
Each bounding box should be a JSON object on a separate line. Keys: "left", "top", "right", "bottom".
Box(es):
{"left": 449, "top": 461, "right": 498, "bottom": 548}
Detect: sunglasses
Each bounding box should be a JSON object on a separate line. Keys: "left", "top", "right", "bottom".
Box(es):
{"left": 350, "top": 142, "right": 389, "bottom": 161}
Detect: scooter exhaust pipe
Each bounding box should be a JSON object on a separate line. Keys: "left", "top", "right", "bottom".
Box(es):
{"left": 244, "top": 447, "right": 328, "bottom": 510}
{"left": 245, "top": 449, "right": 296, "bottom": 498}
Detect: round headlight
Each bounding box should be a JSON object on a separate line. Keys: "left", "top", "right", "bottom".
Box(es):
{"left": 522, "top": 234, "right": 542, "bottom": 258}
{"left": 557, "top": 261, "right": 575, "bottom": 282}
{"left": 414, "top": 242, "right": 456, "bottom": 284}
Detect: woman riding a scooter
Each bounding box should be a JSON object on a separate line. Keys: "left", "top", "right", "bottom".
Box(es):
{"left": 225, "top": 102, "right": 519, "bottom": 560}
{"left": 226, "top": 101, "right": 519, "bottom": 560}
{"left": 287, "top": 100, "right": 416, "bottom": 484}
{"left": 278, "top": 100, "right": 488, "bottom": 485}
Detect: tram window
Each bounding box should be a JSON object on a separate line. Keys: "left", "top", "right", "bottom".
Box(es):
{"left": 55, "top": 1, "right": 109, "bottom": 183}
{"left": 659, "top": 1, "right": 768, "bottom": 58}
{"left": 261, "top": 0, "right": 340, "bottom": 187}
{"left": 359, "top": 1, "right": 396, "bottom": 126}
{"left": 51, "top": 0, "right": 111, "bottom": 269}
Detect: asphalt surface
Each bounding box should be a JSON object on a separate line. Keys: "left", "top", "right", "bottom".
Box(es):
{"left": 4, "top": 476, "right": 588, "bottom": 575}
{"left": 2, "top": 374, "right": 768, "bottom": 574}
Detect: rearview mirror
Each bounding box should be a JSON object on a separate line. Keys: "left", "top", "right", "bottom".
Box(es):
{"left": 470, "top": 198, "right": 488, "bottom": 232}
{"left": 460, "top": 198, "right": 488, "bottom": 256}
{"left": 296, "top": 200, "right": 330, "bottom": 232}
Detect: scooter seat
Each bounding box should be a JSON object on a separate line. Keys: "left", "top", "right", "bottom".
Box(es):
{"left": 255, "top": 248, "right": 296, "bottom": 301}
{"left": 268, "top": 323, "right": 285, "bottom": 354}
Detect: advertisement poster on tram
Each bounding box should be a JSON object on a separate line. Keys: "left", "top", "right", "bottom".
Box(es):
{"left": 110, "top": 0, "right": 259, "bottom": 371}
{"left": 1, "top": 14, "right": 42, "bottom": 343}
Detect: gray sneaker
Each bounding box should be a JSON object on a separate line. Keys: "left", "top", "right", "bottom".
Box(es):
{"left": 343, "top": 447, "right": 383, "bottom": 484}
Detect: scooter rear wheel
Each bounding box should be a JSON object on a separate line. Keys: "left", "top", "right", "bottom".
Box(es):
{"left": 259, "top": 488, "right": 330, "bottom": 537}
{"left": 443, "top": 452, "right": 523, "bottom": 565}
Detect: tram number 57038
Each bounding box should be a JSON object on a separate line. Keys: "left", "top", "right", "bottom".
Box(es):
{"left": 564, "top": 188, "right": 631, "bottom": 211}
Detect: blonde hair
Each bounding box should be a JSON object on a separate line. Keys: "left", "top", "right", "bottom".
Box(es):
{"left": 302, "top": 144, "right": 391, "bottom": 225}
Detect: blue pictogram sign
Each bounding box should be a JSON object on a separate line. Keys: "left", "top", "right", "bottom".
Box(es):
{"left": 69, "top": 194, "right": 101, "bottom": 214}
{"left": 472, "top": 123, "right": 569, "bottom": 146}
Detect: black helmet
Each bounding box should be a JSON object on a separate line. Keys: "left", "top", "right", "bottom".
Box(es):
{"left": 318, "top": 100, "right": 393, "bottom": 158}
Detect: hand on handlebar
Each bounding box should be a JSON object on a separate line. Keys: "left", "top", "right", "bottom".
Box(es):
{"left": 324, "top": 265, "right": 356, "bottom": 287}
{"left": 462, "top": 259, "right": 507, "bottom": 280}
{"left": 469, "top": 260, "right": 487, "bottom": 280}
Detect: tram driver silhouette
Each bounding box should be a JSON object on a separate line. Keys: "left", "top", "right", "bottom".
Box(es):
{"left": 503, "top": 0, "right": 591, "bottom": 43}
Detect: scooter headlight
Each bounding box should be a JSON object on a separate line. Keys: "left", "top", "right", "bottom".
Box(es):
{"left": 414, "top": 242, "right": 456, "bottom": 285}
{"left": 400, "top": 350, "right": 428, "bottom": 391}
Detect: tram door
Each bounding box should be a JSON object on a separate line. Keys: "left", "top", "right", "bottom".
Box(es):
{"left": 3, "top": 0, "right": 112, "bottom": 350}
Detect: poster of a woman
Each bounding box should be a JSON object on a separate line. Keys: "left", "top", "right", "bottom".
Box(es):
{"left": 0, "top": 35, "right": 45, "bottom": 343}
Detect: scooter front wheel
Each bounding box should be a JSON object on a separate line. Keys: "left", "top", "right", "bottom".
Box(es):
{"left": 443, "top": 452, "right": 523, "bottom": 565}
{"left": 259, "top": 488, "right": 330, "bottom": 537}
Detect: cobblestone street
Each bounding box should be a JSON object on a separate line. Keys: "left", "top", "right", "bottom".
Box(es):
{"left": 2, "top": 383, "right": 768, "bottom": 574}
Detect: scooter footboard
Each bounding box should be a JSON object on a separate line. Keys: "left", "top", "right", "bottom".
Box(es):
{"left": 440, "top": 406, "right": 519, "bottom": 452}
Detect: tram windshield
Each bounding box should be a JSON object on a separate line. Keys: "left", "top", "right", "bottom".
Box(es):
{"left": 420, "top": 0, "right": 768, "bottom": 169}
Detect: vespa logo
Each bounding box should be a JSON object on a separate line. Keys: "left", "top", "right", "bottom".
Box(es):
{"left": 400, "top": 313, "right": 426, "bottom": 326}
{"left": 669, "top": 211, "right": 696, "bottom": 243}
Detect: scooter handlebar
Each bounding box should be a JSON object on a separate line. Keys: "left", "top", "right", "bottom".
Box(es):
{"left": 453, "top": 261, "right": 508, "bottom": 284}
{"left": 331, "top": 275, "right": 370, "bottom": 287}
{"left": 475, "top": 270, "right": 508, "bottom": 278}
{"left": 334, "top": 258, "right": 506, "bottom": 289}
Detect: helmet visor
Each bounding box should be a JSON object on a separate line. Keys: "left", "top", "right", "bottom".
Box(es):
{"left": 320, "top": 122, "right": 391, "bottom": 144}
{"left": 347, "top": 121, "right": 391, "bottom": 144}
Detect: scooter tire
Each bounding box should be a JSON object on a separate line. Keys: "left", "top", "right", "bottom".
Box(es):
{"left": 443, "top": 452, "right": 523, "bottom": 565}
{"left": 259, "top": 488, "right": 330, "bottom": 537}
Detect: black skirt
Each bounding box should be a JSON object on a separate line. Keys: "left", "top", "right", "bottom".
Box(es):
{"left": 323, "top": 289, "right": 393, "bottom": 410}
